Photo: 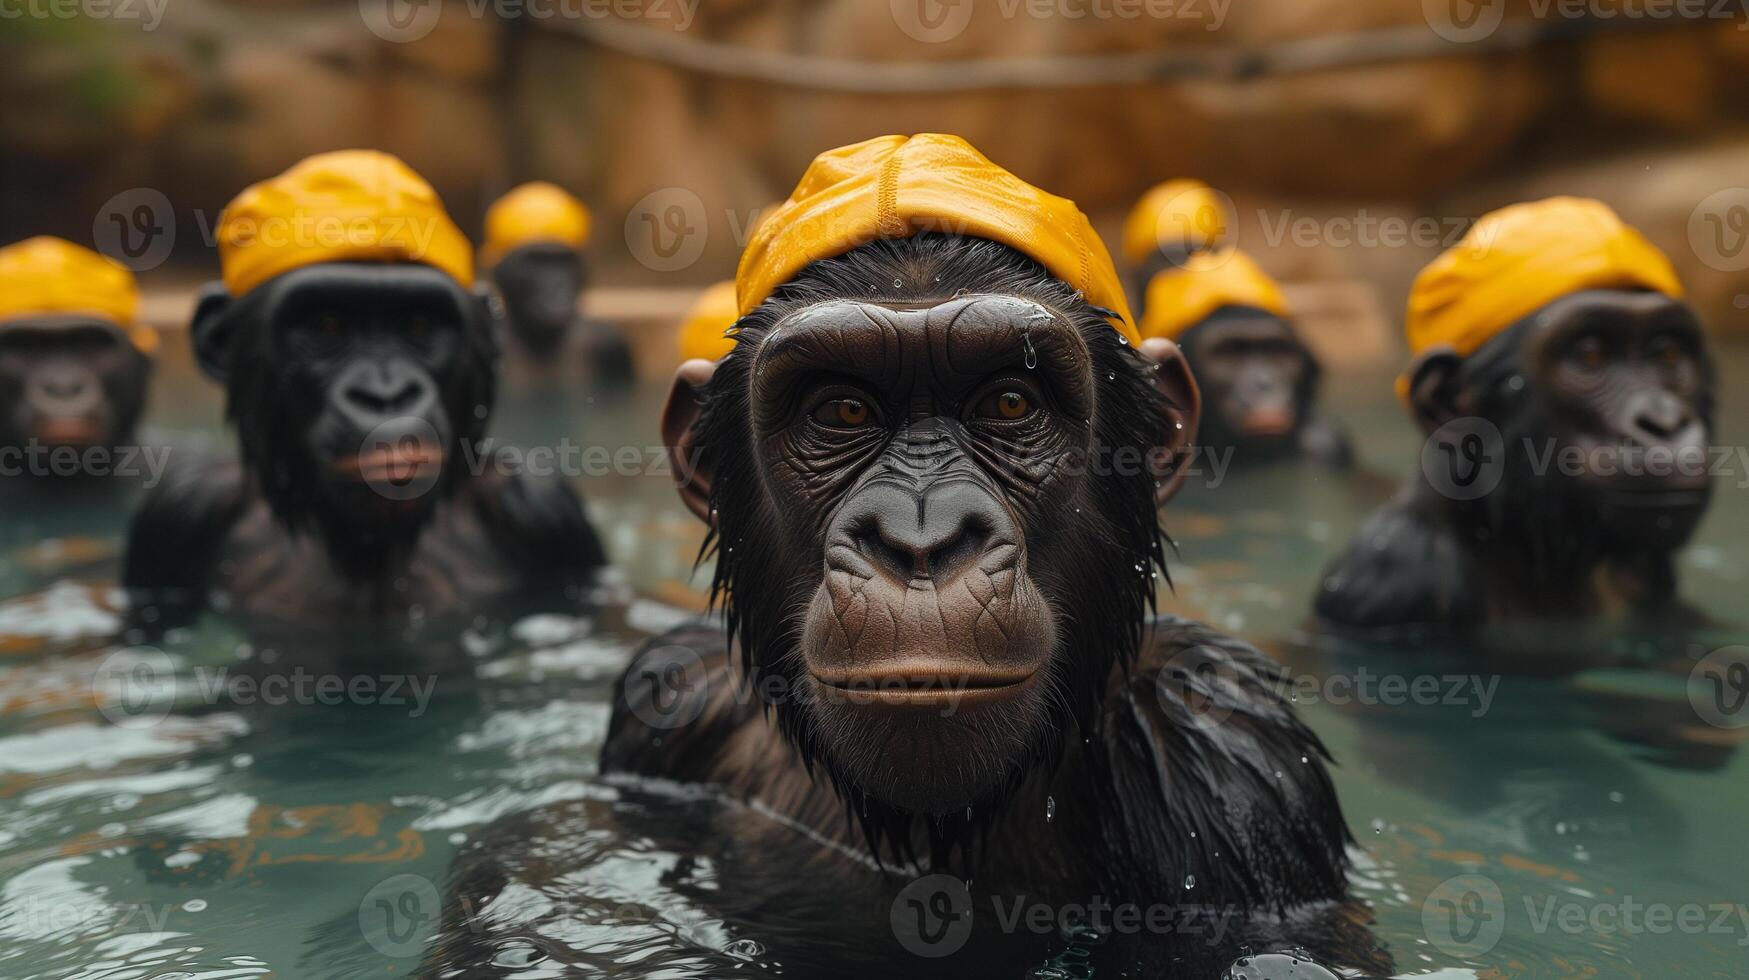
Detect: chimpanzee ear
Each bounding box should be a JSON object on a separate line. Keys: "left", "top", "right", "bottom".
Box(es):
{"left": 190, "top": 282, "right": 234, "bottom": 384}
{"left": 1139, "top": 337, "right": 1202, "bottom": 506}
{"left": 1405, "top": 346, "right": 1464, "bottom": 436}
{"left": 473, "top": 282, "right": 505, "bottom": 365}
{"left": 663, "top": 358, "right": 718, "bottom": 525}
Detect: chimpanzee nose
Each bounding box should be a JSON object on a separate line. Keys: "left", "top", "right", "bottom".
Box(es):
{"left": 848, "top": 482, "right": 1006, "bottom": 587}
{"left": 1624, "top": 389, "right": 1699, "bottom": 446}
{"left": 27, "top": 362, "right": 101, "bottom": 415}
{"left": 335, "top": 358, "right": 436, "bottom": 427}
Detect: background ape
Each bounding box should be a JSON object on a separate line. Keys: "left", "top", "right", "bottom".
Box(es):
{"left": 1317, "top": 197, "right": 1713, "bottom": 633}
{"left": 480, "top": 182, "right": 634, "bottom": 386}
{"left": 429, "top": 137, "right": 1377, "bottom": 978}
{"left": 0, "top": 238, "right": 154, "bottom": 466}
{"left": 1120, "top": 177, "right": 1228, "bottom": 301}
{"left": 123, "top": 151, "right": 604, "bottom": 625}
{"left": 1138, "top": 248, "right": 1350, "bottom": 467}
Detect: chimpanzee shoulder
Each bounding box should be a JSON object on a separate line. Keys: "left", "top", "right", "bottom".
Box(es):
{"left": 1082, "top": 614, "right": 1351, "bottom": 909}
{"left": 466, "top": 464, "right": 608, "bottom": 581}
{"left": 1312, "top": 485, "right": 1483, "bottom": 634}
{"left": 121, "top": 449, "right": 250, "bottom": 611}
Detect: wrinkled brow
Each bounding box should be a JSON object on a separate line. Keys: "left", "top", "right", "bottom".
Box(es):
{"left": 753, "top": 294, "right": 1090, "bottom": 387}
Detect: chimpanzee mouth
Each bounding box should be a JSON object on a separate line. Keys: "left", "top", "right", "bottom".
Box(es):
{"left": 1238, "top": 407, "right": 1296, "bottom": 438}
{"left": 809, "top": 665, "right": 1039, "bottom": 707}
{"left": 34, "top": 417, "right": 105, "bottom": 446}
{"left": 330, "top": 444, "right": 446, "bottom": 485}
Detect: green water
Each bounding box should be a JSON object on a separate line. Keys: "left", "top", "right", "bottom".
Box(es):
{"left": 1, "top": 339, "right": 1746, "bottom": 978}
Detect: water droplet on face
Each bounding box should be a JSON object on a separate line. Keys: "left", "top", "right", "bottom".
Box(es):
{"left": 1045, "top": 796, "right": 1056, "bottom": 823}
{"left": 1023, "top": 331, "right": 1038, "bottom": 370}
{"left": 1183, "top": 874, "right": 1196, "bottom": 890}
{"left": 891, "top": 278, "right": 903, "bottom": 289}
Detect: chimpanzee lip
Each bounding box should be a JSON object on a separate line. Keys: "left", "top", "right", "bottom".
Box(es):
{"left": 330, "top": 444, "right": 446, "bottom": 482}
{"left": 1238, "top": 408, "right": 1295, "bottom": 437}
{"left": 809, "top": 665, "right": 1039, "bottom": 707}
{"left": 34, "top": 417, "right": 104, "bottom": 445}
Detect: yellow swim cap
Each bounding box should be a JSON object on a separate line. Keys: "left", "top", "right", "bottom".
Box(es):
{"left": 481, "top": 181, "right": 592, "bottom": 267}
{"left": 737, "top": 134, "right": 1138, "bottom": 344}
{"left": 217, "top": 150, "right": 474, "bottom": 297}
{"left": 676, "top": 280, "right": 740, "bottom": 362}
{"left": 0, "top": 236, "right": 156, "bottom": 354}
{"left": 1406, "top": 196, "right": 1682, "bottom": 359}
{"left": 1122, "top": 179, "right": 1228, "bottom": 265}
{"left": 1137, "top": 248, "right": 1289, "bottom": 341}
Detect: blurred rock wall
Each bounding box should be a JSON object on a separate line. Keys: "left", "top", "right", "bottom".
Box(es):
{"left": 2, "top": 0, "right": 1747, "bottom": 340}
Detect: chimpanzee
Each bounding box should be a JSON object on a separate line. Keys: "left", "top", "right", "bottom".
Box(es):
{"left": 0, "top": 237, "right": 155, "bottom": 468}
{"left": 427, "top": 137, "right": 1380, "bottom": 978}
{"left": 1138, "top": 247, "right": 1350, "bottom": 466}
{"left": 480, "top": 181, "right": 634, "bottom": 386}
{"left": 122, "top": 151, "right": 605, "bottom": 625}
{"left": 1316, "top": 197, "right": 1713, "bottom": 633}
{"left": 1121, "top": 177, "right": 1229, "bottom": 300}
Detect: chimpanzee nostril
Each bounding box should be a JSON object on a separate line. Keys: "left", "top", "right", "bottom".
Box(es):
{"left": 1623, "top": 390, "right": 1693, "bottom": 445}
{"left": 845, "top": 482, "right": 1007, "bottom": 586}
{"left": 27, "top": 363, "right": 101, "bottom": 415}
{"left": 334, "top": 359, "right": 437, "bottom": 425}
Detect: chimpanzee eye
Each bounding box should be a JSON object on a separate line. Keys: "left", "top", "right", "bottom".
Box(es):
{"left": 975, "top": 389, "right": 1034, "bottom": 421}
{"left": 316, "top": 313, "right": 342, "bottom": 336}
{"left": 812, "top": 397, "right": 873, "bottom": 429}
{"left": 1570, "top": 336, "right": 1606, "bottom": 371}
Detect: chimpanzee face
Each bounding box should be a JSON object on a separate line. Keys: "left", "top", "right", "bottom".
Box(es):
{"left": 668, "top": 237, "right": 1198, "bottom": 821}
{"left": 758, "top": 296, "right": 1085, "bottom": 810}
{"left": 1520, "top": 289, "right": 1713, "bottom": 549}
{"left": 489, "top": 244, "right": 584, "bottom": 355}
{"left": 1182, "top": 311, "right": 1316, "bottom": 457}
{"left": 192, "top": 263, "right": 498, "bottom": 561}
{"left": 0, "top": 318, "right": 149, "bottom": 452}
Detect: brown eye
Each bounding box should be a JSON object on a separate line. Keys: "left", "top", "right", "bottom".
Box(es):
{"left": 813, "top": 398, "right": 872, "bottom": 428}
{"left": 978, "top": 390, "right": 1032, "bottom": 421}
{"left": 1573, "top": 338, "right": 1606, "bottom": 370}
{"left": 317, "top": 313, "right": 341, "bottom": 336}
